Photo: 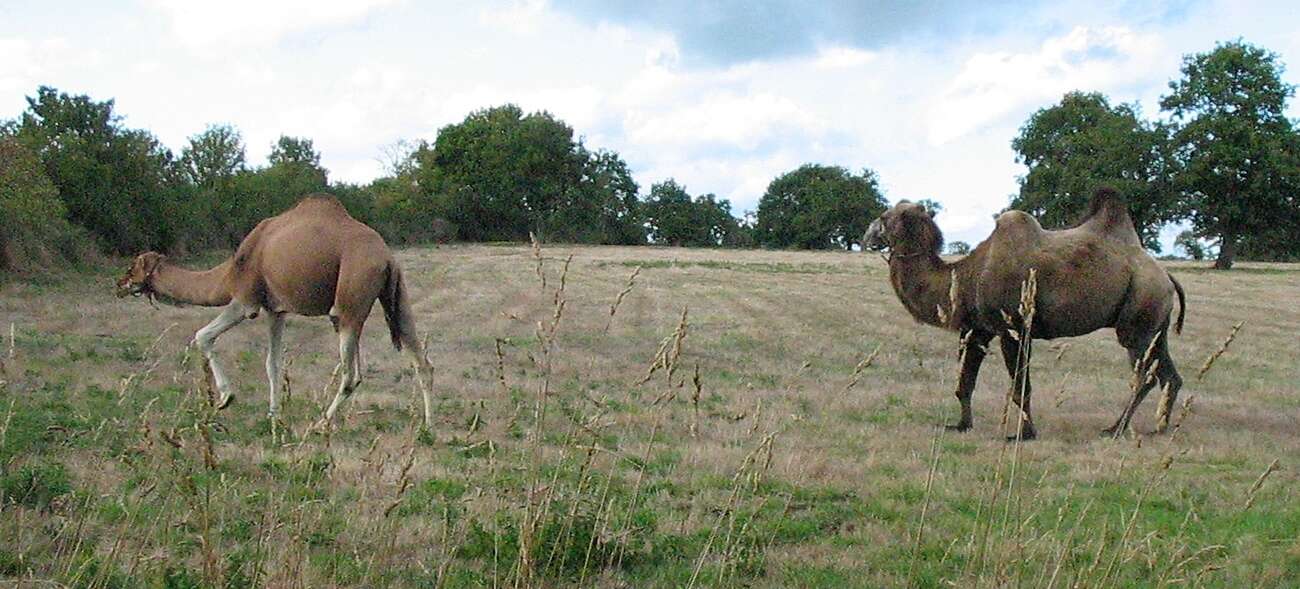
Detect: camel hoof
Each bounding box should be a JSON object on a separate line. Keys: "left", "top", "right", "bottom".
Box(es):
{"left": 1100, "top": 427, "right": 1128, "bottom": 439}
{"left": 217, "top": 394, "right": 235, "bottom": 410}
{"left": 1006, "top": 427, "right": 1037, "bottom": 442}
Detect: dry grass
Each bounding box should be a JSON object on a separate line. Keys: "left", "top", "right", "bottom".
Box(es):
{"left": 1, "top": 243, "right": 1297, "bottom": 587}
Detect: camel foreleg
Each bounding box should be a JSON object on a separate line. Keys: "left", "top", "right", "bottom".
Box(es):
{"left": 194, "top": 302, "right": 249, "bottom": 409}
{"left": 948, "top": 330, "right": 992, "bottom": 431}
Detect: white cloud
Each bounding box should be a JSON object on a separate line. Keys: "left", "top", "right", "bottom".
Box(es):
{"left": 144, "top": 0, "right": 401, "bottom": 48}
{"left": 624, "top": 91, "right": 825, "bottom": 151}
{"left": 928, "top": 26, "right": 1164, "bottom": 145}
{"left": 0, "top": 37, "right": 79, "bottom": 113}
{"left": 813, "top": 46, "right": 877, "bottom": 70}
{"left": 481, "top": 0, "right": 550, "bottom": 34}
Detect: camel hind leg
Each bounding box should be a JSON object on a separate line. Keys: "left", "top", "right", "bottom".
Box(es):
{"left": 1106, "top": 325, "right": 1180, "bottom": 436}
{"left": 265, "top": 312, "right": 286, "bottom": 417}
{"left": 397, "top": 330, "right": 435, "bottom": 428}
{"left": 999, "top": 335, "right": 1037, "bottom": 441}
{"left": 323, "top": 326, "right": 363, "bottom": 424}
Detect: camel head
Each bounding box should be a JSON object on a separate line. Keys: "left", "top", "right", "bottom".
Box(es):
{"left": 863, "top": 201, "right": 941, "bottom": 256}
{"left": 116, "top": 252, "right": 166, "bottom": 299}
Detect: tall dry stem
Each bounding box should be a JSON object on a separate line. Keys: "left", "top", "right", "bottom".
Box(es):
{"left": 1197, "top": 320, "right": 1244, "bottom": 380}
{"left": 842, "top": 343, "right": 883, "bottom": 394}
{"left": 1242, "top": 459, "right": 1281, "bottom": 511}
{"left": 604, "top": 264, "right": 641, "bottom": 333}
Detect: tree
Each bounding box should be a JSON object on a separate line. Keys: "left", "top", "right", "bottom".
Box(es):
{"left": 915, "top": 199, "right": 944, "bottom": 215}
{"left": 418, "top": 105, "right": 585, "bottom": 241}
{"left": 754, "top": 164, "right": 888, "bottom": 250}
{"left": 178, "top": 124, "right": 248, "bottom": 248}
{"left": 181, "top": 124, "right": 246, "bottom": 187}
{"left": 545, "top": 148, "right": 644, "bottom": 245}
{"left": 16, "top": 86, "right": 183, "bottom": 254}
{"left": 1010, "top": 91, "right": 1177, "bottom": 250}
{"left": 1174, "top": 230, "right": 1206, "bottom": 261}
{"left": 1161, "top": 40, "right": 1300, "bottom": 269}
{"left": 250, "top": 136, "right": 328, "bottom": 222}
{"left": 642, "top": 180, "right": 738, "bottom": 247}
{"left": 0, "top": 134, "right": 88, "bottom": 271}
{"left": 947, "top": 241, "right": 971, "bottom": 256}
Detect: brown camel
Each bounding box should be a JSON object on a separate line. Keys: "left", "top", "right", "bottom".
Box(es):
{"left": 862, "top": 188, "right": 1186, "bottom": 439}
{"left": 115, "top": 194, "right": 434, "bottom": 428}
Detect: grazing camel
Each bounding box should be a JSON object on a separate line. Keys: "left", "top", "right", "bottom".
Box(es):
{"left": 115, "top": 194, "right": 434, "bottom": 428}
{"left": 862, "top": 188, "right": 1186, "bottom": 440}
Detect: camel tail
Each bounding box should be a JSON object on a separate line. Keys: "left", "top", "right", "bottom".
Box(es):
{"left": 379, "top": 261, "right": 417, "bottom": 351}
{"left": 1169, "top": 272, "right": 1186, "bottom": 335}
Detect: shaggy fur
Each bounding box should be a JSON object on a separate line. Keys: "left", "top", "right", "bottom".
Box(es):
{"left": 863, "top": 189, "right": 1186, "bottom": 439}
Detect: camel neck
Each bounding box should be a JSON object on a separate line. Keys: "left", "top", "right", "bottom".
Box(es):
{"left": 889, "top": 253, "right": 956, "bottom": 329}
{"left": 151, "top": 260, "right": 234, "bottom": 307}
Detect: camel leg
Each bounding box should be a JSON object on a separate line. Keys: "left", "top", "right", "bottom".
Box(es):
{"left": 948, "top": 330, "right": 992, "bottom": 431}
{"left": 1153, "top": 338, "right": 1184, "bottom": 433}
{"left": 265, "top": 312, "right": 286, "bottom": 418}
{"left": 399, "top": 332, "right": 435, "bottom": 428}
{"left": 1106, "top": 329, "right": 1181, "bottom": 436}
{"left": 1000, "top": 335, "right": 1037, "bottom": 441}
{"left": 193, "top": 301, "right": 250, "bottom": 409}
{"left": 323, "top": 328, "right": 362, "bottom": 424}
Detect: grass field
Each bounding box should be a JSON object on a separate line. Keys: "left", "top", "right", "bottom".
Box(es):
{"left": 1, "top": 243, "right": 1297, "bottom": 588}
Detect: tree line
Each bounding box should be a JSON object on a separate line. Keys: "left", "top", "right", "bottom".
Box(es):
{"left": 0, "top": 90, "right": 887, "bottom": 275}
{"left": 2, "top": 40, "right": 1296, "bottom": 273}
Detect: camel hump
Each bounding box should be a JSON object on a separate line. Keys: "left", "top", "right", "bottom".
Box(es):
{"left": 1079, "top": 188, "right": 1141, "bottom": 246}
{"left": 994, "top": 210, "right": 1044, "bottom": 240}
{"left": 289, "top": 193, "right": 353, "bottom": 217}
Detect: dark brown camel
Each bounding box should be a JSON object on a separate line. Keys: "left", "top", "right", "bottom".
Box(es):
{"left": 115, "top": 194, "right": 433, "bottom": 429}
{"left": 863, "top": 188, "right": 1186, "bottom": 439}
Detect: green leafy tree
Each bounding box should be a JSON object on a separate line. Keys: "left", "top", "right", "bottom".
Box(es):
{"left": 0, "top": 134, "right": 89, "bottom": 271}
{"left": 1010, "top": 91, "right": 1177, "bottom": 250}
{"left": 1161, "top": 40, "right": 1300, "bottom": 268}
{"left": 264, "top": 135, "right": 329, "bottom": 200}
{"left": 642, "top": 180, "right": 737, "bottom": 247}
{"left": 947, "top": 241, "right": 971, "bottom": 256}
{"left": 181, "top": 124, "right": 246, "bottom": 187}
{"left": 418, "top": 105, "right": 585, "bottom": 241}
{"left": 179, "top": 124, "right": 247, "bottom": 248}
{"left": 754, "top": 164, "right": 888, "bottom": 250}
{"left": 1174, "top": 229, "right": 1206, "bottom": 261}
{"left": 915, "top": 199, "right": 944, "bottom": 215}
{"left": 221, "top": 135, "right": 330, "bottom": 243}
{"left": 545, "top": 148, "right": 645, "bottom": 245}
{"left": 16, "top": 86, "right": 183, "bottom": 253}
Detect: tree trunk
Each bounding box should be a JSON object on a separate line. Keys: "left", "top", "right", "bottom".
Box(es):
{"left": 1214, "top": 231, "right": 1237, "bottom": 270}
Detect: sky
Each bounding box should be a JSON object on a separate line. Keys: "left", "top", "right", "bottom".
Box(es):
{"left": 2, "top": 0, "right": 1298, "bottom": 248}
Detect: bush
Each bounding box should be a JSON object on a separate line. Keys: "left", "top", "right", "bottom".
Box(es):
{"left": 0, "top": 136, "right": 93, "bottom": 273}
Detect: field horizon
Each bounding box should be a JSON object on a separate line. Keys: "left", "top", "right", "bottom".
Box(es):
{"left": 1, "top": 243, "right": 1297, "bottom": 588}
